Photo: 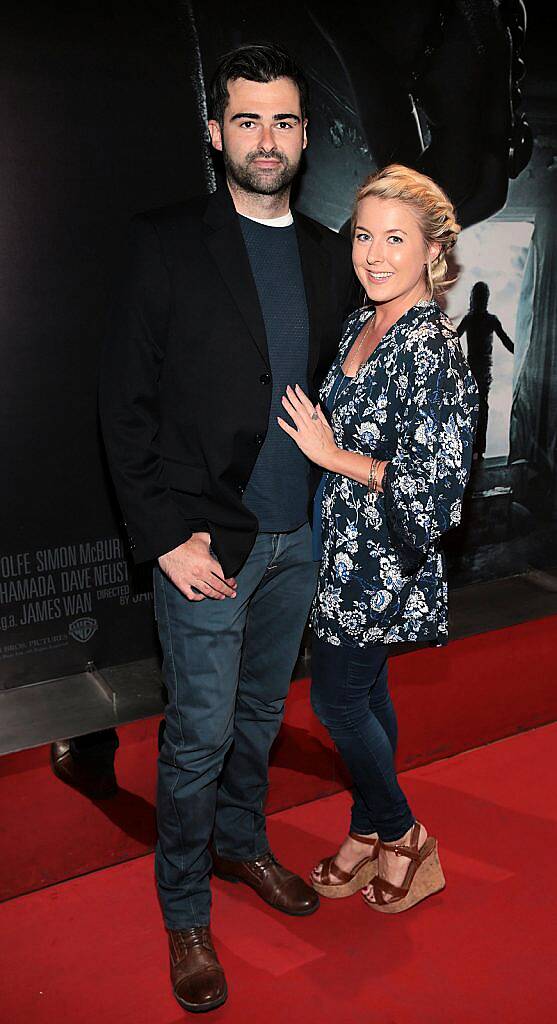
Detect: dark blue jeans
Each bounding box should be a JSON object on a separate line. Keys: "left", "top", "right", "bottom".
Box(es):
{"left": 311, "top": 636, "right": 414, "bottom": 842}
{"left": 153, "top": 523, "right": 318, "bottom": 930}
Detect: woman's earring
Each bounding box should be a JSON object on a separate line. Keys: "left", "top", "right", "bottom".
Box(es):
{"left": 425, "top": 260, "right": 434, "bottom": 298}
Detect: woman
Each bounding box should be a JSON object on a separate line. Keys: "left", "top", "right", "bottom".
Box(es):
{"left": 278, "top": 164, "right": 478, "bottom": 914}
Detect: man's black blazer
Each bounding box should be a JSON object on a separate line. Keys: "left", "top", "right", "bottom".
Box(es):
{"left": 99, "top": 185, "right": 355, "bottom": 578}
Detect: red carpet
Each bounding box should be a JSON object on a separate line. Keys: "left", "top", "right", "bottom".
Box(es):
{"left": 2, "top": 722, "right": 556, "bottom": 1024}
{"left": 2, "top": 613, "right": 556, "bottom": 903}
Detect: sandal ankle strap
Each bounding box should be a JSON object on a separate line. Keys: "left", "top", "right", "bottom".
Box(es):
{"left": 349, "top": 831, "right": 378, "bottom": 847}
{"left": 381, "top": 822, "right": 422, "bottom": 860}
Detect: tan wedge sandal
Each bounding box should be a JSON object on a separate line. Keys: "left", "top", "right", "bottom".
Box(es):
{"left": 362, "top": 822, "right": 445, "bottom": 914}
{"left": 311, "top": 832, "right": 379, "bottom": 899}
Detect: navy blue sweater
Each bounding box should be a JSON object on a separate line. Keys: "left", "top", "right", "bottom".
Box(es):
{"left": 240, "top": 216, "right": 310, "bottom": 531}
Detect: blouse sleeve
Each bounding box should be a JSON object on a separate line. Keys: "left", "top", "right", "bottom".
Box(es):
{"left": 382, "top": 326, "right": 478, "bottom": 573}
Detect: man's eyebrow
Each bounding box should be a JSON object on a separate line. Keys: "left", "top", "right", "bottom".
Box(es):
{"left": 230, "top": 112, "right": 261, "bottom": 121}
{"left": 229, "top": 112, "right": 301, "bottom": 122}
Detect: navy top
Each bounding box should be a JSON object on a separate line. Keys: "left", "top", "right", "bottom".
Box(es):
{"left": 239, "top": 216, "right": 310, "bottom": 532}
{"left": 311, "top": 300, "right": 479, "bottom": 647}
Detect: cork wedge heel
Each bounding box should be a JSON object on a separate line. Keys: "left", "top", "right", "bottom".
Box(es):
{"left": 362, "top": 822, "right": 445, "bottom": 914}
{"left": 311, "top": 832, "right": 379, "bottom": 899}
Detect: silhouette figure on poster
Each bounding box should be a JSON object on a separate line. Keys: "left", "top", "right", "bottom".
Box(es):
{"left": 457, "top": 281, "right": 514, "bottom": 460}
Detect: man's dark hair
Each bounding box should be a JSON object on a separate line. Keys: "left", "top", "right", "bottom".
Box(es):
{"left": 208, "top": 43, "right": 309, "bottom": 124}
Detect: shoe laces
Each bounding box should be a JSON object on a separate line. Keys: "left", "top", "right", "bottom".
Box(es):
{"left": 173, "top": 927, "right": 211, "bottom": 957}
{"left": 251, "top": 851, "right": 277, "bottom": 877}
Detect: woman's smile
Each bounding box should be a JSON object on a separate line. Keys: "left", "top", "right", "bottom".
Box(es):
{"left": 366, "top": 270, "right": 395, "bottom": 284}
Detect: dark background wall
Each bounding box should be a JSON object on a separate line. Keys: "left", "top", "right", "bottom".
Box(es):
{"left": 1, "top": 2, "right": 555, "bottom": 689}
{"left": 0, "top": 2, "right": 209, "bottom": 686}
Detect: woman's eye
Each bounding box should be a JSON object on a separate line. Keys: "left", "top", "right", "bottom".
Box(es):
{"left": 387, "top": 235, "right": 403, "bottom": 244}
{"left": 356, "top": 232, "right": 371, "bottom": 242}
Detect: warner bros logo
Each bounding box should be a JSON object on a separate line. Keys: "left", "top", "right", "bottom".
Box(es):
{"left": 69, "top": 617, "right": 99, "bottom": 643}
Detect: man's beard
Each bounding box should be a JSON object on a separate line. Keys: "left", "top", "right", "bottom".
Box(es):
{"left": 222, "top": 144, "right": 300, "bottom": 196}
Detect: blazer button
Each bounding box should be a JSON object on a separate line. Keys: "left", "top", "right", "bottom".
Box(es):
{"left": 237, "top": 484, "right": 245, "bottom": 495}
{"left": 254, "top": 433, "right": 265, "bottom": 446}
{"left": 259, "top": 372, "right": 271, "bottom": 385}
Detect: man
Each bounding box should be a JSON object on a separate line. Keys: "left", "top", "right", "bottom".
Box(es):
{"left": 100, "top": 43, "right": 354, "bottom": 1013}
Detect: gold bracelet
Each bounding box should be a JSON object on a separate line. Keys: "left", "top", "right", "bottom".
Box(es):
{"left": 369, "top": 457, "right": 382, "bottom": 494}
{"left": 367, "top": 457, "right": 378, "bottom": 495}
{"left": 372, "top": 459, "right": 379, "bottom": 494}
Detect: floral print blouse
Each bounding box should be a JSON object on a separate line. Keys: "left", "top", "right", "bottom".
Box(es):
{"left": 311, "top": 298, "right": 479, "bottom": 648}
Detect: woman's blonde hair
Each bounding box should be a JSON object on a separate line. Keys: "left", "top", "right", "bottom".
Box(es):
{"left": 352, "top": 164, "right": 461, "bottom": 297}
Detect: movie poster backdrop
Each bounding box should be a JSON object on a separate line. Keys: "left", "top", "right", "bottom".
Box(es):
{"left": 1, "top": 2, "right": 555, "bottom": 689}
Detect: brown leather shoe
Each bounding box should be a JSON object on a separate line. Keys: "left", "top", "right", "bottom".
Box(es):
{"left": 212, "top": 850, "right": 319, "bottom": 916}
{"left": 50, "top": 740, "right": 118, "bottom": 799}
{"left": 169, "top": 927, "right": 227, "bottom": 1014}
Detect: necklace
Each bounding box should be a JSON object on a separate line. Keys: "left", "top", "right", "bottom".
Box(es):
{"left": 343, "top": 312, "right": 376, "bottom": 376}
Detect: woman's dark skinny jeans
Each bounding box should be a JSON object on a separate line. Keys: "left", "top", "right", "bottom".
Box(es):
{"left": 311, "top": 635, "right": 415, "bottom": 842}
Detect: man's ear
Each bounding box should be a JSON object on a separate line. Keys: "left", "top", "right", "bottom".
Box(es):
{"left": 302, "top": 118, "right": 308, "bottom": 151}
{"left": 208, "top": 120, "right": 223, "bottom": 152}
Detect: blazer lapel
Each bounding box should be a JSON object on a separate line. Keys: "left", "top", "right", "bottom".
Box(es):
{"left": 203, "top": 188, "right": 270, "bottom": 367}
{"left": 294, "top": 213, "right": 331, "bottom": 382}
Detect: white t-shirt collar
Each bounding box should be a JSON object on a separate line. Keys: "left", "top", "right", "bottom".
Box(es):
{"left": 240, "top": 210, "right": 294, "bottom": 228}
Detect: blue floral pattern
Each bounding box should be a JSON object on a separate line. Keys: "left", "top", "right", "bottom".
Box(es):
{"left": 312, "top": 299, "right": 479, "bottom": 647}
